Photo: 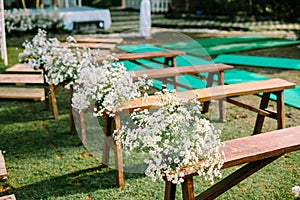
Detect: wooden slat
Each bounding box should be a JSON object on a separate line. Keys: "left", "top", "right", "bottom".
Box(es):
{"left": 61, "top": 42, "right": 116, "bottom": 50}
{"left": 0, "top": 87, "right": 45, "bottom": 101}
{"left": 132, "top": 64, "right": 233, "bottom": 80}
{"left": 178, "top": 125, "right": 300, "bottom": 176}
{"left": 5, "top": 64, "right": 42, "bottom": 73}
{"left": 164, "top": 126, "right": 300, "bottom": 200}
{"left": 74, "top": 37, "right": 124, "bottom": 44}
{"left": 0, "top": 151, "right": 7, "bottom": 181}
{"left": 117, "top": 50, "right": 186, "bottom": 61}
{"left": 221, "top": 125, "right": 300, "bottom": 169}
{"left": 0, "top": 194, "right": 16, "bottom": 200}
{"left": 116, "top": 78, "right": 295, "bottom": 114}
{"left": 0, "top": 74, "right": 44, "bottom": 84}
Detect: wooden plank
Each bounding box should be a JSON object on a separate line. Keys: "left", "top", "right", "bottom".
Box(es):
{"left": 97, "top": 50, "right": 186, "bottom": 63}
{"left": 177, "top": 126, "right": 300, "bottom": 177}
{"left": 0, "top": 151, "right": 7, "bottom": 181}
{"left": 117, "top": 50, "right": 185, "bottom": 61}
{"left": 0, "top": 194, "right": 16, "bottom": 200}
{"left": 116, "top": 78, "right": 295, "bottom": 114}
{"left": 221, "top": 125, "right": 300, "bottom": 169}
{"left": 0, "top": 74, "right": 44, "bottom": 84}
{"left": 74, "top": 37, "right": 124, "bottom": 44}
{"left": 0, "top": 87, "right": 45, "bottom": 101}
{"left": 132, "top": 64, "right": 233, "bottom": 80}
{"left": 5, "top": 64, "right": 42, "bottom": 73}
{"left": 61, "top": 42, "right": 116, "bottom": 50}
{"left": 164, "top": 126, "right": 300, "bottom": 200}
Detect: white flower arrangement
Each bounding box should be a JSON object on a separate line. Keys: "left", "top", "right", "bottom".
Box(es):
{"left": 71, "top": 60, "right": 152, "bottom": 117}
{"left": 117, "top": 90, "right": 225, "bottom": 184}
{"left": 19, "top": 29, "right": 100, "bottom": 87}
{"left": 5, "top": 8, "right": 63, "bottom": 33}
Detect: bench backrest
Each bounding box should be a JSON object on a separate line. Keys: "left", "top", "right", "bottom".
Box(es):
{"left": 116, "top": 78, "right": 295, "bottom": 114}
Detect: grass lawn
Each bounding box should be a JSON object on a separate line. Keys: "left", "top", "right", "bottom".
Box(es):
{"left": 0, "top": 33, "right": 299, "bottom": 200}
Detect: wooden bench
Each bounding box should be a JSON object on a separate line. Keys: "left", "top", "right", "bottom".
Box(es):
{"left": 61, "top": 42, "right": 116, "bottom": 50}
{"left": 73, "top": 37, "right": 124, "bottom": 44}
{"left": 0, "top": 151, "right": 16, "bottom": 200}
{"left": 0, "top": 151, "right": 7, "bottom": 182}
{"left": 75, "top": 63, "right": 233, "bottom": 137}
{"left": 5, "top": 64, "right": 42, "bottom": 74}
{"left": 98, "top": 50, "right": 186, "bottom": 68}
{"left": 103, "top": 78, "right": 295, "bottom": 187}
{"left": 0, "top": 74, "right": 44, "bottom": 85}
{"left": 0, "top": 87, "right": 45, "bottom": 101}
{"left": 164, "top": 125, "right": 300, "bottom": 200}
{"left": 0, "top": 194, "right": 16, "bottom": 200}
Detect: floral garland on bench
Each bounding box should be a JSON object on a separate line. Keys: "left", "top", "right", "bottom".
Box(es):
{"left": 18, "top": 29, "right": 225, "bottom": 185}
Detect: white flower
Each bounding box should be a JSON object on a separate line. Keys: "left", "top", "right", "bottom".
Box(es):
{"left": 292, "top": 186, "right": 300, "bottom": 198}
{"left": 71, "top": 60, "right": 151, "bottom": 116}
{"left": 118, "top": 90, "right": 224, "bottom": 184}
{"left": 18, "top": 29, "right": 103, "bottom": 87}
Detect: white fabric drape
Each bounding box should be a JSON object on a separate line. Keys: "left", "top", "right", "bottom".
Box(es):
{"left": 139, "top": 0, "right": 151, "bottom": 37}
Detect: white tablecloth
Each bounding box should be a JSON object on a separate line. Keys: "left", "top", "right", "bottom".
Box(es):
{"left": 59, "top": 6, "right": 111, "bottom": 30}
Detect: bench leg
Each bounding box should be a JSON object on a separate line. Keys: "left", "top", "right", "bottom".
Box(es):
{"left": 113, "top": 115, "right": 125, "bottom": 188}
{"left": 79, "top": 112, "right": 86, "bottom": 145}
{"left": 164, "top": 181, "right": 177, "bottom": 200}
{"left": 182, "top": 176, "right": 195, "bottom": 200}
{"left": 218, "top": 71, "right": 226, "bottom": 122}
{"left": 70, "top": 86, "right": 76, "bottom": 135}
{"left": 102, "top": 116, "right": 112, "bottom": 167}
{"left": 164, "top": 57, "right": 178, "bottom": 90}
{"left": 202, "top": 73, "right": 214, "bottom": 114}
{"left": 275, "top": 91, "right": 285, "bottom": 129}
{"left": 48, "top": 84, "right": 59, "bottom": 120}
{"left": 253, "top": 92, "right": 270, "bottom": 135}
{"left": 202, "top": 72, "right": 226, "bottom": 122}
{"left": 44, "top": 85, "right": 50, "bottom": 110}
{"left": 196, "top": 155, "right": 281, "bottom": 200}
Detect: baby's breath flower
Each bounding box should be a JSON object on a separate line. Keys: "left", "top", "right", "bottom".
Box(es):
{"left": 71, "top": 60, "right": 152, "bottom": 116}
{"left": 118, "top": 90, "right": 224, "bottom": 184}
{"left": 292, "top": 186, "right": 300, "bottom": 198}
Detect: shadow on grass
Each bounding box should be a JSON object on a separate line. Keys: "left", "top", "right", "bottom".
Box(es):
{"left": 8, "top": 165, "right": 145, "bottom": 199}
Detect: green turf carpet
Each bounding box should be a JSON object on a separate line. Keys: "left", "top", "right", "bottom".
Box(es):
{"left": 117, "top": 44, "right": 166, "bottom": 53}
{"left": 118, "top": 43, "right": 300, "bottom": 109}
{"left": 158, "top": 34, "right": 274, "bottom": 49}
{"left": 224, "top": 69, "right": 300, "bottom": 109}
{"left": 186, "top": 39, "right": 300, "bottom": 56}
{"left": 214, "top": 54, "right": 300, "bottom": 70}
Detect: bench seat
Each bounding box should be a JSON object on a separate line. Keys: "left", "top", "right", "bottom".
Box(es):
{"left": 0, "top": 74, "right": 44, "bottom": 85}
{"left": 5, "top": 64, "right": 42, "bottom": 73}
{"left": 0, "top": 151, "right": 7, "bottom": 182}
{"left": 0, "top": 87, "right": 45, "bottom": 101}
{"left": 164, "top": 125, "right": 300, "bottom": 200}
{"left": 73, "top": 37, "right": 124, "bottom": 44}
{"left": 61, "top": 42, "right": 116, "bottom": 50}
{"left": 0, "top": 194, "right": 16, "bottom": 200}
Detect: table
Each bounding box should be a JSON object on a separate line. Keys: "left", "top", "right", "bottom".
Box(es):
{"left": 59, "top": 6, "right": 111, "bottom": 30}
